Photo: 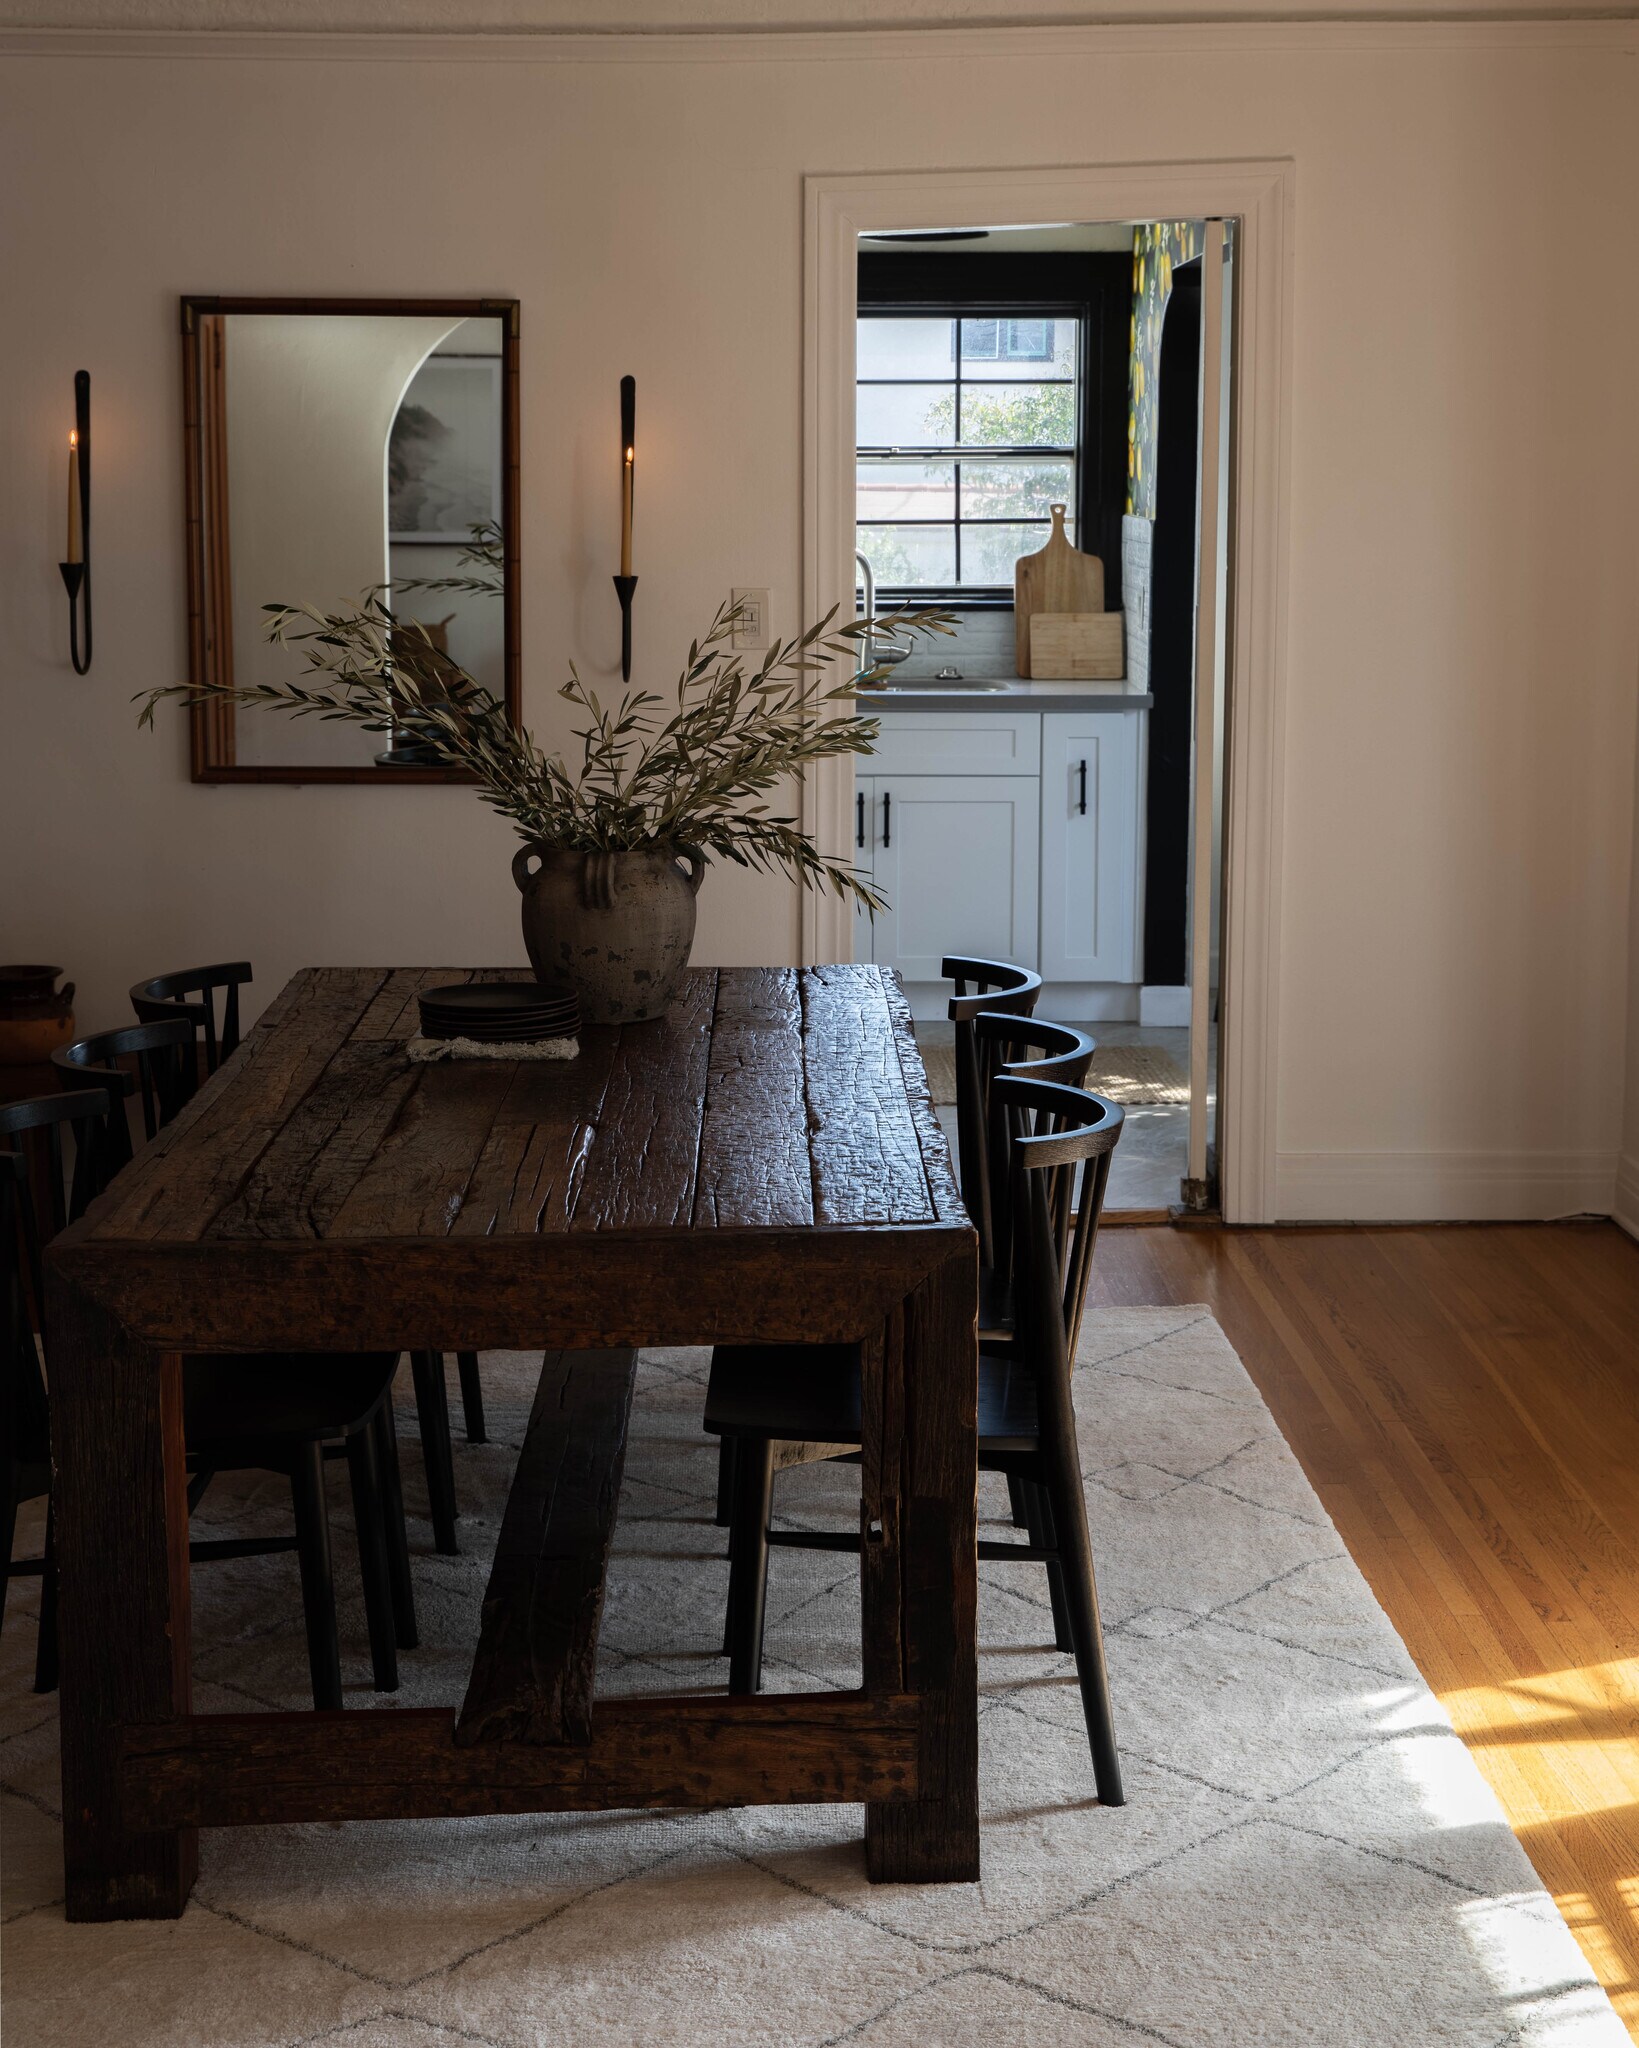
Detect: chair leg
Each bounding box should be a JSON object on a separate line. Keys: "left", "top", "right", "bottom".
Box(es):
{"left": 1006, "top": 1471, "right": 1030, "bottom": 1530}
{"left": 1024, "top": 1480, "right": 1075, "bottom": 1654}
{"left": 714, "top": 1435, "right": 738, "bottom": 1529}
{"left": 374, "top": 1403, "right": 419, "bottom": 1651}
{"left": 0, "top": 1467, "right": 18, "bottom": 1641}
{"left": 1043, "top": 1453, "right": 1124, "bottom": 1806}
{"left": 32, "top": 1499, "right": 58, "bottom": 1695}
{"left": 289, "top": 1441, "right": 343, "bottom": 1712}
{"left": 726, "top": 1438, "right": 775, "bottom": 1696}
{"left": 410, "top": 1350, "right": 459, "bottom": 1556}
{"left": 455, "top": 1351, "right": 487, "bottom": 1444}
{"left": 345, "top": 1427, "right": 399, "bottom": 1694}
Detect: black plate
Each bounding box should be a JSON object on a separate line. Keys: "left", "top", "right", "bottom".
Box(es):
{"left": 420, "top": 1018, "right": 578, "bottom": 1042}
{"left": 419, "top": 1006, "right": 577, "bottom": 1030}
{"left": 419, "top": 982, "right": 572, "bottom": 1017}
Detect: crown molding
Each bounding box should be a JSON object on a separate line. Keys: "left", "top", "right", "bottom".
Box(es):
{"left": 0, "top": 12, "right": 1635, "bottom": 62}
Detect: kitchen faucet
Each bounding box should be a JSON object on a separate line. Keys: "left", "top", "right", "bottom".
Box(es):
{"left": 854, "top": 549, "right": 909, "bottom": 679}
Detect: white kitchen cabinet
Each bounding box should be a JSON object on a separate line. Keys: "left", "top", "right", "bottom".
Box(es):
{"left": 855, "top": 774, "right": 1040, "bottom": 982}
{"left": 1039, "top": 711, "right": 1143, "bottom": 983}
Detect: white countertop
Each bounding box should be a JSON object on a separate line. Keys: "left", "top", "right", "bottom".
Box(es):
{"left": 858, "top": 677, "right": 1152, "bottom": 712}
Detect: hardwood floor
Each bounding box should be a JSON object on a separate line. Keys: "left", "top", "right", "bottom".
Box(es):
{"left": 1091, "top": 1221, "right": 1639, "bottom": 2039}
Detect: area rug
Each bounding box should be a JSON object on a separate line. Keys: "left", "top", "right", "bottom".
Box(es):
{"left": 0, "top": 1311, "right": 1626, "bottom": 2047}
{"left": 918, "top": 1040, "right": 1190, "bottom": 1107}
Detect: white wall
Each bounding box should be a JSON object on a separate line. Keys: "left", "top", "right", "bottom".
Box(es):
{"left": 2, "top": 21, "right": 1637, "bottom": 1222}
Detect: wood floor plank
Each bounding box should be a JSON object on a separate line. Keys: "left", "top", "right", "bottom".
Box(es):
{"left": 1091, "top": 1221, "right": 1639, "bottom": 2038}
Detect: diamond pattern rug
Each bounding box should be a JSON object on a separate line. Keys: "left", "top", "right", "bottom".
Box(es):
{"left": 1, "top": 1309, "right": 1626, "bottom": 2047}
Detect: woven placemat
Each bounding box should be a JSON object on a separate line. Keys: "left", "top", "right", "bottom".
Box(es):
{"left": 917, "top": 1036, "right": 1190, "bottom": 1107}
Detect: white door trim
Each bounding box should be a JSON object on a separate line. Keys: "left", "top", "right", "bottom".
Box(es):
{"left": 802, "top": 158, "right": 1295, "bottom": 1224}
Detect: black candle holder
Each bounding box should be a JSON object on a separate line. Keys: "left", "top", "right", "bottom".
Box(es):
{"left": 613, "top": 573, "right": 637, "bottom": 683}
{"left": 58, "top": 370, "right": 91, "bottom": 675}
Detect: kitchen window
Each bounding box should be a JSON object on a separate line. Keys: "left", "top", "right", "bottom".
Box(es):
{"left": 856, "top": 312, "right": 1081, "bottom": 598}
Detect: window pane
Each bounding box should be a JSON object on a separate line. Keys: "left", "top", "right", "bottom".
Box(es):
{"left": 857, "top": 317, "right": 957, "bottom": 378}
{"left": 857, "top": 524, "right": 956, "bottom": 587}
{"left": 857, "top": 383, "right": 957, "bottom": 447}
{"left": 959, "top": 381, "right": 1076, "bottom": 446}
{"left": 959, "top": 456, "right": 1074, "bottom": 519}
{"left": 857, "top": 459, "right": 956, "bottom": 522}
{"left": 960, "top": 317, "right": 1078, "bottom": 381}
{"left": 959, "top": 521, "right": 1059, "bottom": 585}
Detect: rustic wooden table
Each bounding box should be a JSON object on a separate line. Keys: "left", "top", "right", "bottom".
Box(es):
{"left": 46, "top": 965, "right": 979, "bottom": 1921}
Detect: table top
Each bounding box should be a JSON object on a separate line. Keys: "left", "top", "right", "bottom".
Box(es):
{"left": 51, "top": 965, "right": 972, "bottom": 1356}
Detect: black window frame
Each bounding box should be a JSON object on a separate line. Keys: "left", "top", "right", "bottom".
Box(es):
{"left": 857, "top": 251, "right": 1131, "bottom": 612}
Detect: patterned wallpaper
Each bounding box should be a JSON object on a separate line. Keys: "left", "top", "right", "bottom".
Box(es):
{"left": 1127, "top": 220, "right": 1204, "bottom": 520}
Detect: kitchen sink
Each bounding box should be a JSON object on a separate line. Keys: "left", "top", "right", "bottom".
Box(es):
{"left": 866, "top": 678, "right": 1013, "bottom": 695}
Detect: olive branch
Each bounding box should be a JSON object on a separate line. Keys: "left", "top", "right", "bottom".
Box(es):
{"left": 136, "top": 595, "right": 952, "bottom": 912}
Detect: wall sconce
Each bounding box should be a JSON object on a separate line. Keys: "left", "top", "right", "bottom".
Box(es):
{"left": 613, "top": 373, "right": 636, "bottom": 682}
{"left": 59, "top": 370, "right": 91, "bottom": 674}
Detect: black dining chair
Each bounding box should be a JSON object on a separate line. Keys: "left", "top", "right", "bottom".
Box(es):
{"left": 941, "top": 956, "right": 1042, "bottom": 1272}
{"left": 703, "top": 1077, "right": 1126, "bottom": 1805}
{"left": 0, "top": 1089, "right": 418, "bottom": 1708}
{"left": 130, "top": 961, "right": 252, "bottom": 1075}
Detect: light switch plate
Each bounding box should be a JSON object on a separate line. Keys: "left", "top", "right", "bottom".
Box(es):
{"left": 731, "top": 586, "right": 769, "bottom": 651}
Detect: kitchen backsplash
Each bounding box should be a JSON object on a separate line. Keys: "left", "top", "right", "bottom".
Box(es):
{"left": 885, "top": 608, "right": 1016, "bottom": 679}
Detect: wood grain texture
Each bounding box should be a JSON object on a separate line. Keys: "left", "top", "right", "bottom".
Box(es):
{"left": 91, "top": 969, "right": 385, "bottom": 1243}
{"left": 46, "top": 1275, "right": 196, "bottom": 1921}
{"left": 121, "top": 1692, "right": 922, "bottom": 1827}
{"left": 803, "top": 965, "right": 934, "bottom": 1226}
{"left": 456, "top": 1349, "right": 637, "bottom": 1747}
{"left": 1091, "top": 1222, "right": 1639, "bottom": 2042}
{"left": 573, "top": 974, "right": 715, "bottom": 1230}
{"left": 866, "top": 1249, "right": 980, "bottom": 1882}
{"left": 1014, "top": 504, "right": 1105, "bottom": 674}
{"left": 695, "top": 969, "right": 812, "bottom": 1227}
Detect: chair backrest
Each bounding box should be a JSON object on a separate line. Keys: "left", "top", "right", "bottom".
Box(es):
{"left": 130, "top": 961, "right": 251, "bottom": 1074}
{"left": 972, "top": 1017, "right": 1097, "bottom": 1279}
{"left": 52, "top": 1019, "right": 200, "bottom": 1164}
{"left": 941, "top": 958, "right": 1044, "bottom": 1265}
{"left": 0, "top": 1089, "right": 119, "bottom": 1241}
{"left": 994, "top": 1076, "right": 1124, "bottom": 1414}
{"left": 0, "top": 1091, "right": 118, "bottom": 1475}
{"left": 941, "top": 955, "right": 1043, "bottom": 1026}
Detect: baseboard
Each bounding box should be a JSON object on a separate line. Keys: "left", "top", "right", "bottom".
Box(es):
{"left": 1274, "top": 1147, "right": 1619, "bottom": 1224}
{"left": 1140, "top": 985, "right": 1191, "bottom": 1027}
{"left": 900, "top": 981, "right": 1140, "bottom": 1025}
{"left": 1615, "top": 1151, "right": 1639, "bottom": 1240}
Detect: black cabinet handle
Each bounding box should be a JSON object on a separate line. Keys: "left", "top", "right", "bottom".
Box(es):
{"left": 856, "top": 790, "right": 865, "bottom": 849}
{"left": 1078, "top": 758, "right": 1088, "bottom": 816}
{"left": 882, "top": 790, "right": 891, "bottom": 848}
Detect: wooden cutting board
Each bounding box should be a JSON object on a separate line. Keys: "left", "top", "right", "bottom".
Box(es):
{"left": 1014, "top": 504, "right": 1105, "bottom": 675}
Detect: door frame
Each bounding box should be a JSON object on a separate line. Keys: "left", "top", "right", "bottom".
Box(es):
{"left": 802, "top": 159, "right": 1294, "bottom": 1224}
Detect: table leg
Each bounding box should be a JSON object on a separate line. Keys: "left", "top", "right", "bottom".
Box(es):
{"left": 863, "top": 1251, "right": 979, "bottom": 1882}
{"left": 47, "top": 1270, "right": 197, "bottom": 1920}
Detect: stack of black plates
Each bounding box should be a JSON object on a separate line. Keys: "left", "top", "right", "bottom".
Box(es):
{"left": 417, "top": 982, "right": 580, "bottom": 1044}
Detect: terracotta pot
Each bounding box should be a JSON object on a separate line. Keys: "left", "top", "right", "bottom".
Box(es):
{"left": 0, "top": 964, "right": 75, "bottom": 1066}
{"left": 511, "top": 844, "right": 706, "bottom": 1024}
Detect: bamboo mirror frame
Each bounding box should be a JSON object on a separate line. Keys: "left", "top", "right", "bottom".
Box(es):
{"left": 180, "top": 295, "right": 521, "bottom": 784}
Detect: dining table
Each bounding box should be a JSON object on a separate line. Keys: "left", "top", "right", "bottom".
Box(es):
{"left": 45, "top": 963, "right": 980, "bottom": 1921}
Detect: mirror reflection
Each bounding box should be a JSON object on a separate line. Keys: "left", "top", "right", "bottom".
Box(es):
{"left": 184, "top": 302, "right": 516, "bottom": 779}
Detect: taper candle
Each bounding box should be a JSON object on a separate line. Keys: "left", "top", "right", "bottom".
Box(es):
{"left": 67, "top": 430, "right": 81, "bottom": 566}
{"left": 619, "top": 375, "right": 635, "bottom": 577}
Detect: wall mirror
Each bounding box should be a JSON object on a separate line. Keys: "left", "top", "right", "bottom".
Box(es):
{"left": 181, "top": 296, "right": 520, "bottom": 782}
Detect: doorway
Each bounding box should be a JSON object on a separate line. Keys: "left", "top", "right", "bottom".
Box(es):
{"left": 803, "top": 163, "right": 1290, "bottom": 1224}
{"left": 817, "top": 203, "right": 1238, "bottom": 1215}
